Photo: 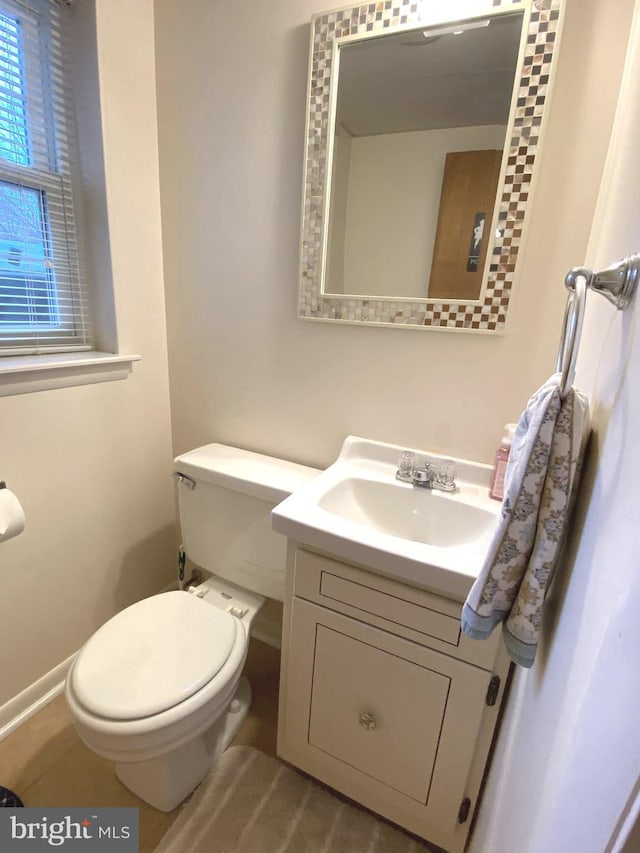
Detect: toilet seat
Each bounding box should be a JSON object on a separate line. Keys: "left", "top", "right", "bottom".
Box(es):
{"left": 65, "top": 589, "right": 250, "bottom": 765}
{"left": 71, "top": 592, "right": 237, "bottom": 720}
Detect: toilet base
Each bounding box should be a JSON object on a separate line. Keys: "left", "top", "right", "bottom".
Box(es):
{"left": 115, "top": 676, "right": 252, "bottom": 812}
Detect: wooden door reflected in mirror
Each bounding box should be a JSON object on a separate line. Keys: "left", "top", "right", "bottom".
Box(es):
{"left": 428, "top": 149, "right": 502, "bottom": 300}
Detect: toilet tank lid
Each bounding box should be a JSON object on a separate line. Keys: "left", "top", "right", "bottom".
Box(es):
{"left": 173, "top": 444, "right": 320, "bottom": 504}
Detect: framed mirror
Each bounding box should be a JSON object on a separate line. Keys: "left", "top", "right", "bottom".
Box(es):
{"left": 298, "top": 0, "right": 563, "bottom": 331}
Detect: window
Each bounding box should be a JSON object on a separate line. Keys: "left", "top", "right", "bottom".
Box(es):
{"left": 0, "top": 0, "right": 90, "bottom": 355}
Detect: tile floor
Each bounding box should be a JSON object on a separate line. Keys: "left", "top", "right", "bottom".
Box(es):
{"left": 0, "top": 639, "right": 281, "bottom": 853}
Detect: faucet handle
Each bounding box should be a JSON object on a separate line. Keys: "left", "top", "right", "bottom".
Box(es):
{"left": 399, "top": 451, "right": 415, "bottom": 473}
{"left": 396, "top": 451, "right": 415, "bottom": 482}
{"left": 427, "top": 460, "right": 457, "bottom": 491}
{"left": 438, "top": 460, "right": 456, "bottom": 487}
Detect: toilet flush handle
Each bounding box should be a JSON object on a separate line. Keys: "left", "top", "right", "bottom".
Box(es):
{"left": 173, "top": 472, "right": 196, "bottom": 490}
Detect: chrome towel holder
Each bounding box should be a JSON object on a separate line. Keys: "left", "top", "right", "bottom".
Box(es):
{"left": 557, "top": 253, "right": 639, "bottom": 398}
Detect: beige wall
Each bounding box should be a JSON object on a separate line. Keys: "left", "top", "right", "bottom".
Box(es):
{"left": 0, "top": 0, "right": 176, "bottom": 708}
{"left": 155, "top": 0, "right": 628, "bottom": 471}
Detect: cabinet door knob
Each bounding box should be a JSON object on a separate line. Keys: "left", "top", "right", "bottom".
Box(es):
{"left": 359, "top": 712, "right": 377, "bottom": 731}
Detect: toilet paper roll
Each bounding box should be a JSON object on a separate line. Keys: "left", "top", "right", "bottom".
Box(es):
{"left": 0, "top": 488, "right": 26, "bottom": 542}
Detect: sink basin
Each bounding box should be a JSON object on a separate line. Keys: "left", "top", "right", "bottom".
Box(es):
{"left": 318, "top": 476, "right": 496, "bottom": 549}
{"left": 272, "top": 436, "right": 500, "bottom": 602}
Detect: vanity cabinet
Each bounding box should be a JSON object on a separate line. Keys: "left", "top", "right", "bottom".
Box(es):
{"left": 278, "top": 546, "right": 510, "bottom": 853}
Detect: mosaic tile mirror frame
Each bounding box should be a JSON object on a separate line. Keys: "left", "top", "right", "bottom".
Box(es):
{"left": 298, "top": 0, "right": 563, "bottom": 331}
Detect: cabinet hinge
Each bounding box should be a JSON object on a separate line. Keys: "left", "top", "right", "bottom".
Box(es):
{"left": 486, "top": 675, "right": 501, "bottom": 707}
{"left": 458, "top": 797, "right": 471, "bottom": 824}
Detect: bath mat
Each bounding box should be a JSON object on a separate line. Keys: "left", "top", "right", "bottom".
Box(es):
{"left": 154, "top": 746, "right": 432, "bottom": 852}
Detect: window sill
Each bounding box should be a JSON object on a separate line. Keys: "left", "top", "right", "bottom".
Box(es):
{"left": 0, "top": 352, "right": 141, "bottom": 397}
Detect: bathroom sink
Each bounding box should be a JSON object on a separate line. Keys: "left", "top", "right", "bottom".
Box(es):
{"left": 317, "top": 476, "right": 496, "bottom": 549}
{"left": 271, "top": 436, "right": 500, "bottom": 602}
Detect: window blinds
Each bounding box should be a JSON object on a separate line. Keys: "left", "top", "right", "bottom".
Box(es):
{"left": 0, "top": 0, "right": 91, "bottom": 354}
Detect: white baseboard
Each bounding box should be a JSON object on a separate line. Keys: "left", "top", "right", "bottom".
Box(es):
{"left": 0, "top": 652, "right": 77, "bottom": 743}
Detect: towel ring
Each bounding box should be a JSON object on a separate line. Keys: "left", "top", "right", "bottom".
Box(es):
{"left": 557, "top": 272, "right": 587, "bottom": 399}
{"left": 557, "top": 254, "right": 639, "bottom": 399}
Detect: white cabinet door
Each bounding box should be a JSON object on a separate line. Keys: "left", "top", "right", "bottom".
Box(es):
{"left": 309, "top": 623, "right": 449, "bottom": 802}
{"left": 280, "top": 598, "right": 494, "bottom": 851}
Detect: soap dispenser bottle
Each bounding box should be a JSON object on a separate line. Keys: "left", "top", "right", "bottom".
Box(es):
{"left": 489, "top": 423, "right": 516, "bottom": 501}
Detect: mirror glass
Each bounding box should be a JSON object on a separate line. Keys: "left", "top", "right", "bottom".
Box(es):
{"left": 325, "top": 14, "right": 522, "bottom": 301}
{"left": 298, "top": 0, "right": 563, "bottom": 331}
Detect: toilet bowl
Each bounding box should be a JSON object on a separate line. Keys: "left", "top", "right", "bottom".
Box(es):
{"left": 64, "top": 444, "right": 318, "bottom": 812}
{"left": 65, "top": 579, "right": 260, "bottom": 811}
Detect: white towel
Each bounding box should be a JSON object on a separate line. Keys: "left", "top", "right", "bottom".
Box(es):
{"left": 461, "top": 374, "right": 590, "bottom": 667}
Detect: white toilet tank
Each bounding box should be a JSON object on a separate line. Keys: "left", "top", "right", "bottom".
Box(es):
{"left": 173, "top": 444, "right": 319, "bottom": 601}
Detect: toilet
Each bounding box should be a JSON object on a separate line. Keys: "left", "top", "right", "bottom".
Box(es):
{"left": 65, "top": 444, "right": 317, "bottom": 811}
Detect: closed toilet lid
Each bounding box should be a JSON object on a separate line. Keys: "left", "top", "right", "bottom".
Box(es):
{"left": 71, "top": 591, "right": 238, "bottom": 720}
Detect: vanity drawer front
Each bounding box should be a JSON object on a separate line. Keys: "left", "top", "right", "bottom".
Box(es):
{"left": 318, "top": 568, "right": 460, "bottom": 645}
{"left": 293, "top": 548, "right": 499, "bottom": 668}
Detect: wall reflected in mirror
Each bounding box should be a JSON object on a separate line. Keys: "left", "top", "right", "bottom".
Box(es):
{"left": 324, "top": 14, "right": 523, "bottom": 301}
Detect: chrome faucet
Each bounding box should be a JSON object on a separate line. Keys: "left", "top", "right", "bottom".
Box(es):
{"left": 396, "top": 452, "right": 457, "bottom": 492}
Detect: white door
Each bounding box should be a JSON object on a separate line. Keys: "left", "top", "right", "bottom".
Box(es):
{"left": 472, "top": 4, "right": 640, "bottom": 852}
{"left": 540, "top": 6, "right": 640, "bottom": 849}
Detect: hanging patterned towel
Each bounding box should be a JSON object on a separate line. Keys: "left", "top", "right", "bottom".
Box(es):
{"left": 461, "top": 374, "right": 590, "bottom": 667}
